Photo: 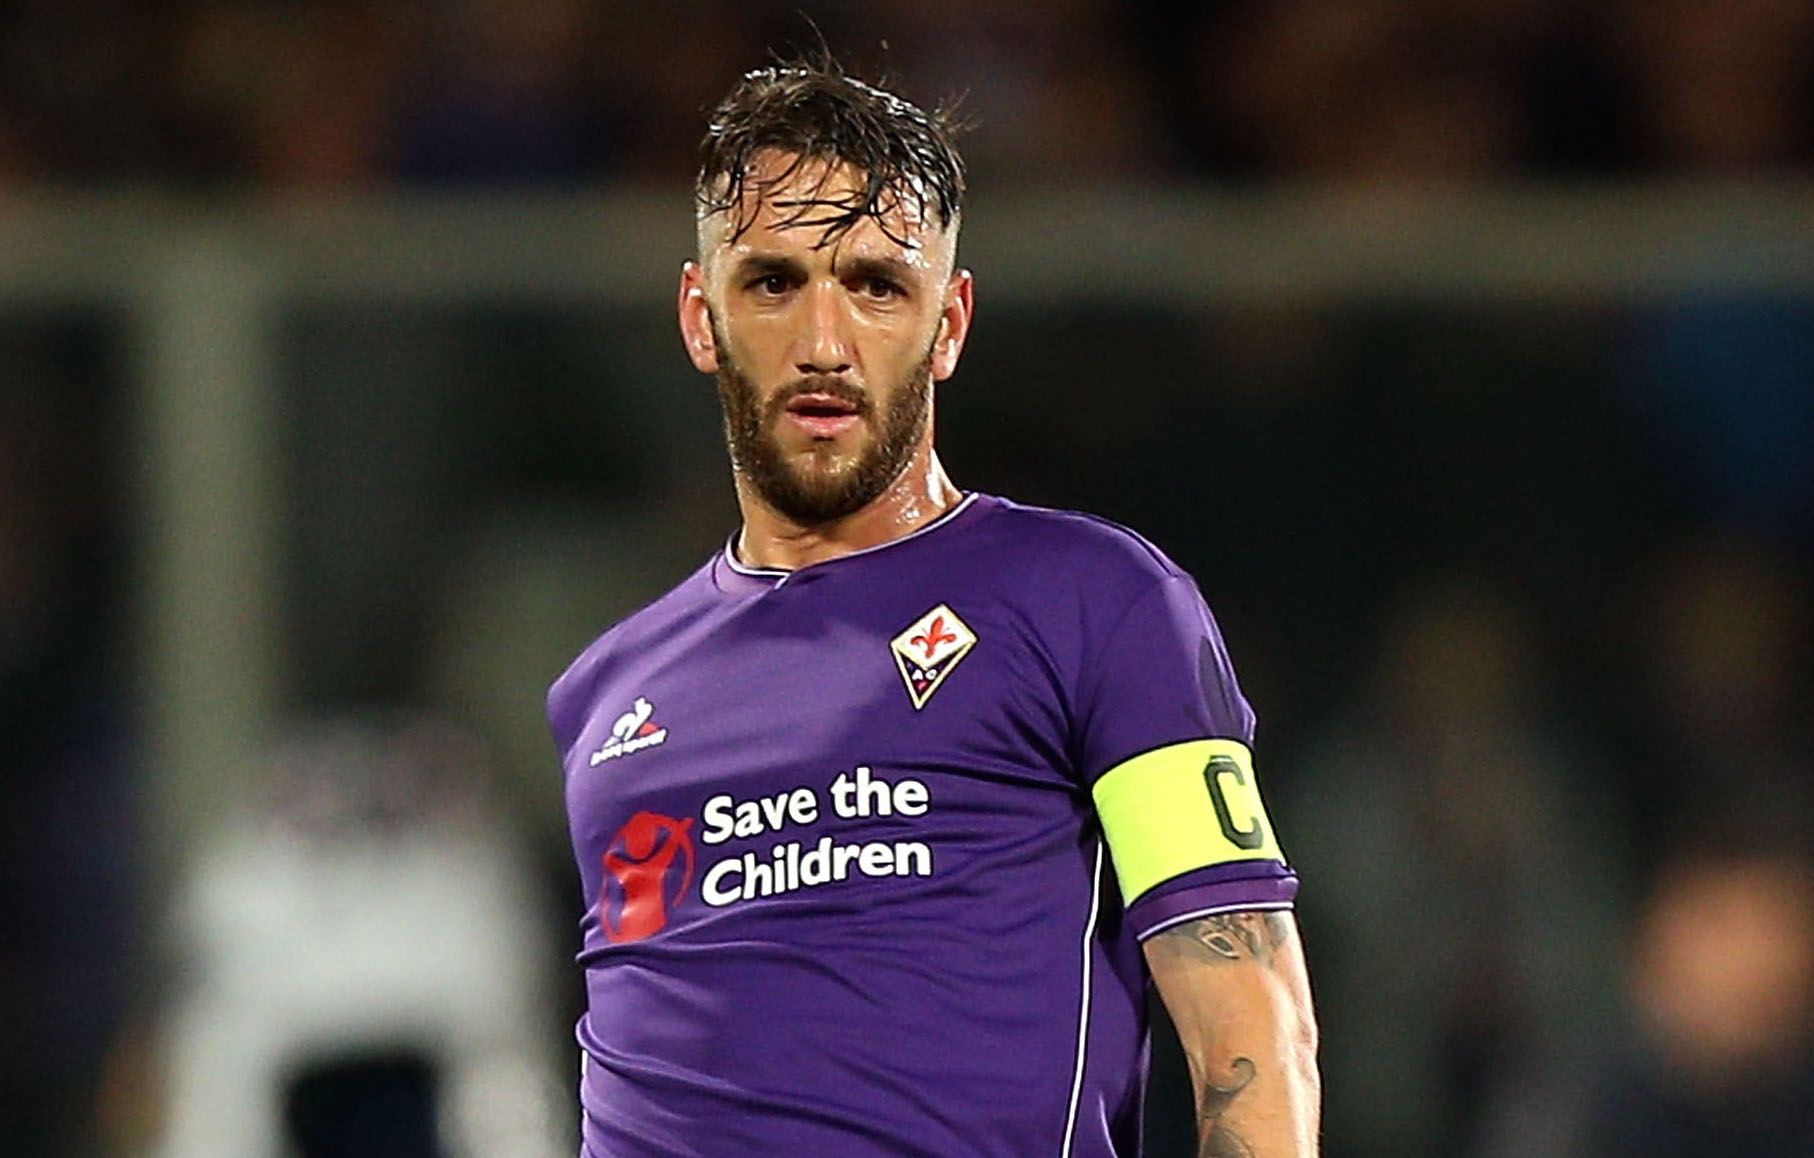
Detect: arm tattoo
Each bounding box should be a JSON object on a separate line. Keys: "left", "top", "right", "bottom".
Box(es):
{"left": 1150, "top": 911, "right": 1298, "bottom": 1154}
{"left": 1198, "top": 1057, "right": 1257, "bottom": 1158}
{"left": 1157, "top": 910, "right": 1291, "bottom": 968}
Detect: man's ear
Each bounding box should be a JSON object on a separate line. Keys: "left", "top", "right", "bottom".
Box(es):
{"left": 678, "top": 261, "right": 720, "bottom": 373}
{"left": 931, "top": 268, "right": 974, "bottom": 382}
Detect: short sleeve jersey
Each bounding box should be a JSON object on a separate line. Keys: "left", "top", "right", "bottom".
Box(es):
{"left": 548, "top": 493, "right": 1297, "bottom": 1157}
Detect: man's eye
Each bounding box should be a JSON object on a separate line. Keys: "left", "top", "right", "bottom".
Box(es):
{"left": 753, "top": 275, "right": 792, "bottom": 295}
{"left": 860, "top": 278, "right": 902, "bottom": 300}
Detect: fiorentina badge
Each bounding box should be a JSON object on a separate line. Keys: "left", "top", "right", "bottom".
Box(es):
{"left": 890, "top": 603, "right": 977, "bottom": 710}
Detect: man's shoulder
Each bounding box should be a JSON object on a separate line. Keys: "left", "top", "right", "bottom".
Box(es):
{"left": 545, "top": 553, "right": 720, "bottom": 746}
{"left": 968, "top": 493, "right": 1188, "bottom": 592}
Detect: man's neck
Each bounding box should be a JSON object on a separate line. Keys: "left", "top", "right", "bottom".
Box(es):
{"left": 733, "top": 449, "right": 962, "bottom": 572}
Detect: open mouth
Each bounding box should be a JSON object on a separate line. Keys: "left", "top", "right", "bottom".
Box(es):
{"left": 782, "top": 392, "right": 864, "bottom": 439}
{"left": 786, "top": 393, "right": 861, "bottom": 418}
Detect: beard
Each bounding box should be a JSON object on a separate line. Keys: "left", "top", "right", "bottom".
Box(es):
{"left": 714, "top": 328, "right": 935, "bottom": 525}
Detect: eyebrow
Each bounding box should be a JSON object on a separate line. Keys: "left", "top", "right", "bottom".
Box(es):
{"left": 727, "top": 251, "right": 928, "bottom": 290}
{"left": 728, "top": 253, "right": 808, "bottom": 282}
{"left": 836, "top": 255, "right": 923, "bottom": 287}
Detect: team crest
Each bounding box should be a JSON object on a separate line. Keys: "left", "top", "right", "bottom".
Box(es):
{"left": 890, "top": 604, "right": 977, "bottom": 710}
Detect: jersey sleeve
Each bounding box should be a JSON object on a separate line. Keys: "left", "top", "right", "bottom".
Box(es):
{"left": 1075, "top": 574, "right": 1298, "bottom": 940}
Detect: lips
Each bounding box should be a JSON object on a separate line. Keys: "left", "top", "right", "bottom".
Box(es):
{"left": 782, "top": 391, "right": 864, "bottom": 439}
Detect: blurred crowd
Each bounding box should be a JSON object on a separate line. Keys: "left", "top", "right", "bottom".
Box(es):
{"left": 1, "top": 0, "right": 1813, "bottom": 190}
{"left": 954, "top": 302, "right": 1814, "bottom": 1156}
{"left": 3, "top": 3, "right": 1814, "bottom": 1156}
{"left": 0, "top": 322, "right": 137, "bottom": 1156}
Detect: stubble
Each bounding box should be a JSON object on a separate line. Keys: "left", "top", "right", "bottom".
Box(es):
{"left": 714, "top": 326, "right": 935, "bottom": 524}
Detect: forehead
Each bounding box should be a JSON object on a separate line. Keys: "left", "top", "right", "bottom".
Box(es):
{"left": 700, "top": 150, "right": 950, "bottom": 269}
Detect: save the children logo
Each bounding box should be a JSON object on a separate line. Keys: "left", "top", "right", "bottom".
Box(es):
{"left": 600, "top": 811, "right": 694, "bottom": 944}
{"left": 596, "top": 767, "right": 941, "bottom": 941}
{"left": 890, "top": 604, "right": 977, "bottom": 710}
{"left": 589, "top": 696, "right": 669, "bottom": 766}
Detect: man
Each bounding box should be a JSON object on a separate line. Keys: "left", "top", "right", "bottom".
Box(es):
{"left": 548, "top": 56, "right": 1319, "bottom": 1157}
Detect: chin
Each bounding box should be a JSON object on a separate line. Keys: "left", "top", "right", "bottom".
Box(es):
{"left": 784, "top": 470, "right": 863, "bottom": 507}
{"left": 757, "top": 463, "right": 880, "bottom": 524}
{"left": 781, "top": 441, "right": 863, "bottom": 479}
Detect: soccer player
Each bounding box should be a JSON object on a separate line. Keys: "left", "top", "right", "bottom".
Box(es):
{"left": 548, "top": 56, "right": 1320, "bottom": 1157}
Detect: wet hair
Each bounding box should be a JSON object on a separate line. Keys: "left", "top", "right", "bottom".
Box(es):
{"left": 695, "top": 54, "right": 965, "bottom": 249}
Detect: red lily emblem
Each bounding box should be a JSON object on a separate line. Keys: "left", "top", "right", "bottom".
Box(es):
{"left": 911, "top": 616, "right": 957, "bottom": 659}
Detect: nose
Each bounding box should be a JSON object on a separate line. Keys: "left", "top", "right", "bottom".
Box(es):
{"left": 794, "top": 280, "right": 853, "bottom": 375}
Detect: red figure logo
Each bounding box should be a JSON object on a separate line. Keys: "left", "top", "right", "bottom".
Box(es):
{"left": 911, "top": 615, "right": 957, "bottom": 659}
{"left": 600, "top": 811, "right": 694, "bottom": 944}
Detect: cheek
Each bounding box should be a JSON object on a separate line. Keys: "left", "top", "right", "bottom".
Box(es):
{"left": 855, "top": 313, "right": 939, "bottom": 373}
{"left": 717, "top": 316, "right": 790, "bottom": 372}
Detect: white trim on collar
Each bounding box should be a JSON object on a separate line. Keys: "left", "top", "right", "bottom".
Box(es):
{"left": 722, "top": 491, "right": 982, "bottom": 578}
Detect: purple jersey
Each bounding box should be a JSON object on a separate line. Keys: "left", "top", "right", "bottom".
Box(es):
{"left": 549, "top": 493, "right": 1297, "bottom": 1156}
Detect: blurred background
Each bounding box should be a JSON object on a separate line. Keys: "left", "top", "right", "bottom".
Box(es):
{"left": 3, "top": 0, "right": 1813, "bottom": 1155}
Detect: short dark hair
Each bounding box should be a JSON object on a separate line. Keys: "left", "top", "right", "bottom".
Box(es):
{"left": 695, "top": 56, "right": 965, "bottom": 249}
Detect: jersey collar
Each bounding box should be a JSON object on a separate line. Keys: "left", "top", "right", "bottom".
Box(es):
{"left": 720, "top": 492, "right": 985, "bottom": 584}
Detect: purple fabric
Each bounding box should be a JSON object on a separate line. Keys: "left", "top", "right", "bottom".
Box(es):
{"left": 550, "top": 493, "right": 1295, "bottom": 1157}
{"left": 1126, "top": 862, "right": 1301, "bottom": 941}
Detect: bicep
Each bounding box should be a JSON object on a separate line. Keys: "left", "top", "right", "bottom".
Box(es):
{"left": 1146, "top": 909, "right": 1312, "bottom": 1010}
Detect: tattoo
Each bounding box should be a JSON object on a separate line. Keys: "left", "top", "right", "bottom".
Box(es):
{"left": 1158, "top": 911, "right": 1292, "bottom": 967}
{"left": 1198, "top": 1057, "right": 1257, "bottom": 1157}
{"left": 1149, "top": 911, "right": 1299, "bottom": 1155}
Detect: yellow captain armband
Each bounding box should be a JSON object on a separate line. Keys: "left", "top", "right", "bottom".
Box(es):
{"left": 1090, "top": 738, "right": 1285, "bottom": 906}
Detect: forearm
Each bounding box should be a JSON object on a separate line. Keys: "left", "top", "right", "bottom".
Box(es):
{"left": 1146, "top": 911, "right": 1320, "bottom": 1156}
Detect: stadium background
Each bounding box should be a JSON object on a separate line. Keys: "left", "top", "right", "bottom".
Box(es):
{"left": 3, "top": 1, "right": 1812, "bottom": 1154}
